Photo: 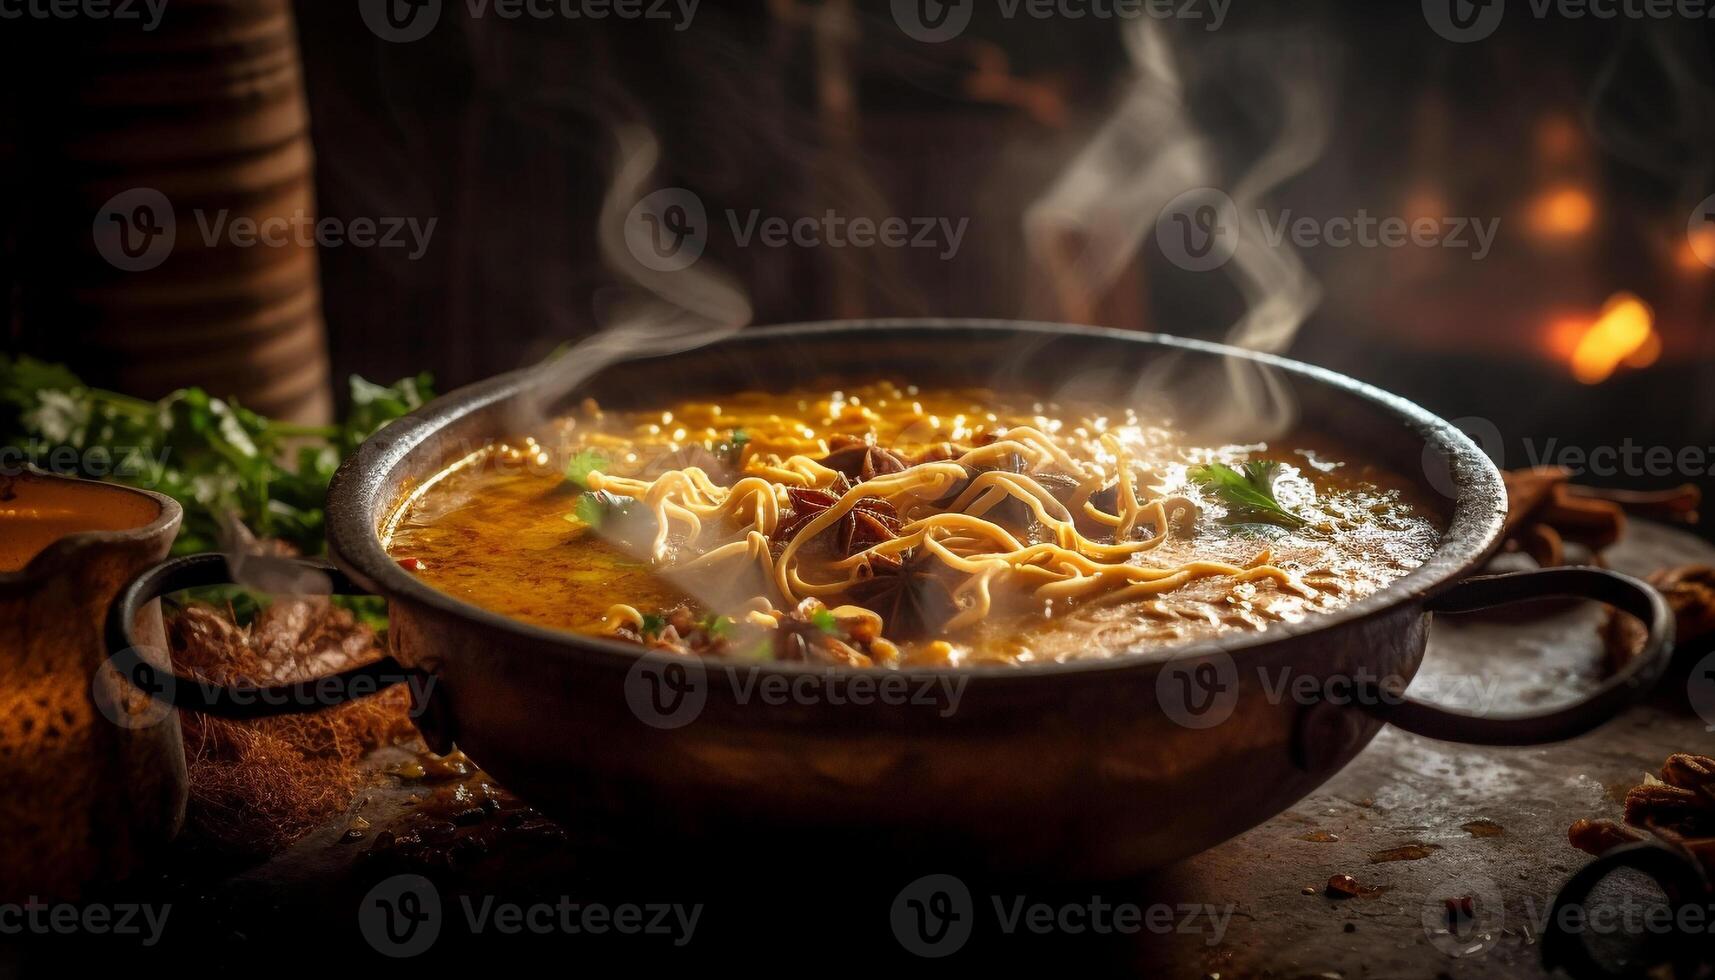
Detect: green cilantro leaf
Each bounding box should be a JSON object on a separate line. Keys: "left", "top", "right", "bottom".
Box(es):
{"left": 563, "top": 449, "right": 609, "bottom": 492}
{"left": 1189, "top": 460, "right": 1307, "bottom": 529}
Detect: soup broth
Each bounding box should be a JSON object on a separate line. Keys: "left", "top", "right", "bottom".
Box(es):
{"left": 385, "top": 383, "right": 1441, "bottom": 667}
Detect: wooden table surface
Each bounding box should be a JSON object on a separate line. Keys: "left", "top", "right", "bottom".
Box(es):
{"left": 24, "top": 524, "right": 1712, "bottom": 975}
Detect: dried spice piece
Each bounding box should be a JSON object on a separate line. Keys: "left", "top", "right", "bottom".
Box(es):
{"left": 1600, "top": 565, "right": 1715, "bottom": 672}
{"left": 1626, "top": 782, "right": 1715, "bottom": 837}
{"left": 1569, "top": 755, "right": 1715, "bottom": 875}
{"left": 1568, "top": 818, "right": 1651, "bottom": 855}
{"left": 1564, "top": 483, "right": 1701, "bottom": 524}
{"left": 844, "top": 548, "right": 962, "bottom": 640}
{"left": 1502, "top": 468, "right": 1700, "bottom": 570}
{"left": 818, "top": 442, "right": 908, "bottom": 483}
{"left": 1501, "top": 467, "right": 1624, "bottom": 562}
{"left": 772, "top": 598, "right": 873, "bottom": 667}
{"left": 167, "top": 599, "right": 417, "bottom": 859}
{"left": 1663, "top": 753, "right": 1715, "bottom": 802}
{"left": 772, "top": 484, "right": 900, "bottom": 560}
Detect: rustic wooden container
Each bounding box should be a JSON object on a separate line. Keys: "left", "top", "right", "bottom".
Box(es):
{"left": 18, "top": 0, "right": 332, "bottom": 423}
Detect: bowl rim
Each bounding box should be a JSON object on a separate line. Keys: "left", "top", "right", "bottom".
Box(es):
{"left": 0, "top": 469, "right": 183, "bottom": 590}
{"left": 327, "top": 318, "right": 1507, "bottom": 681}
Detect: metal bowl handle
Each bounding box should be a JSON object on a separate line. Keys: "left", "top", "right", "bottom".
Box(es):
{"left": 104, "top": 552, "right": 424, "bottom": 720}
{"left": 1541, "top": 841, "right": 1711, "bottom": 979}
{"left": 1361, "top": 567, "right": 1674, "bottom": 746}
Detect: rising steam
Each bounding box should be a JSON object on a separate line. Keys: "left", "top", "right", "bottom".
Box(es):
{"left": 516, "top": 124, "right": 754, "bottom": 423}
{"left": 1024, "top": 20, "right": 1329, "bottom": 439}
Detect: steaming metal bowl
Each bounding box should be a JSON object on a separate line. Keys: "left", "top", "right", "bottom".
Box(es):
{"left": 107, "top": 320, "right": 1674, "bottom": 878}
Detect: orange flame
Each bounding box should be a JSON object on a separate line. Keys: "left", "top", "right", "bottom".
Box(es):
{"left": 1527, "top": 185, "right": 1595, "bottom": 239}
{"left": 1567, "top": 292, "right": 1658, "bottom": 385}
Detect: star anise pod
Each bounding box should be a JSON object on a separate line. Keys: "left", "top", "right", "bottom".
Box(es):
{"left": 819, "top": 441, "right": 908, "bottom": 483}
{"left": 838, "top": 497, "right": 903, "bottom": 556}
{"left": 773, "top": 484, "right": 901, "bottom": 559}
{"left": 843, "top": 548, "right": 960, "bottom": 640}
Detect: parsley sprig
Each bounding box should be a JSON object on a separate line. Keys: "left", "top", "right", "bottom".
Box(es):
{"left": 1188, "top": 460, "right": 1308, "bottom": 529}
{"left": 1, "top": 354, "right": 432, "bottom": 556}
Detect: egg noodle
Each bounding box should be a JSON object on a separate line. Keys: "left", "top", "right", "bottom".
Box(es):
{"left": 574, "top": 384, "right": 1309, "bottom": 644}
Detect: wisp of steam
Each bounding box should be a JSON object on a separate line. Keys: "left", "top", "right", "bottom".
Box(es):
{"left": 1024, "top": 19, "right": 1329, "bottom": 441}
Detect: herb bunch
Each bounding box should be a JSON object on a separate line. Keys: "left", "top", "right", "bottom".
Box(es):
{"left": 1, "top": 353, "right": 432, "bottom": 556}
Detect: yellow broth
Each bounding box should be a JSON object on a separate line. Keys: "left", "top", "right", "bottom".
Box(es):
{"left": 385, "top": 384, "right": 1442, "bottom": 666}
